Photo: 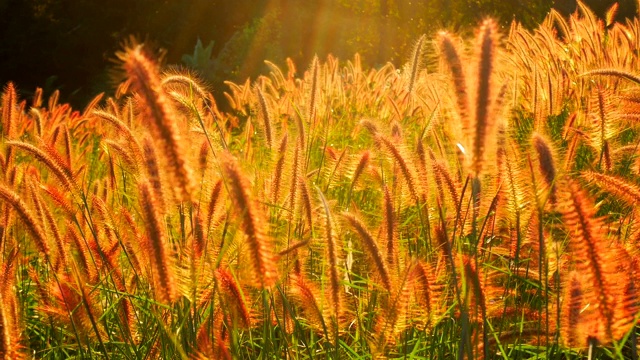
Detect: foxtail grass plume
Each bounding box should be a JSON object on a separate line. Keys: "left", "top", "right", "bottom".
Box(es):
{"left": 382, "top": 186, "right": 398, "bottom": 269}
{"left": 142, "top": 139, "right": 165, "bottom": 212}
{"left": 1, "top": 83, "right": 17, "bottom": 139}
{"left": 120, "top": 45, "right": 194, "bottom": 203}
{"left": 220, "top": 151, "right": 277, "bottom": 288}
{"left": 373, "top": 133, "right": 422, "bottom": 203}
{"left": 532, "top": 133, "right": 557, "bottom": 203}
{"left": 255, "top": 86, "right": 274, "bottom": 149}
{"left": 138, "top": 181, "right": 177, "bottom": 303}
{"left": 0, "top": 184, "right": 49, "bottom": 255}
{"left": 288, "top": 140, "right": 301, "bottom": 223}
{"left": 318, "top": 189, "right": 342, "bottom": 320}
{"left": 349, "top": 150, "right": 370, "bottom": 195}
{"left": 472, "top": 19, "right": 499, "bottom": 177}
{"left": 215, "top": 268, "right": 252, "bottom": 328}
{"left": 438, "top": 32, "right": 469, "bottom": 129}
{"left": 308, "top": 55, "right": 320, "bottom": 123}
{"left": 0, "top": 251, "right": 24, "bottom": 359}
{"left": 342, "top": 213, "right": 392, "bottom": 292}
{"left": 2, "top": 83, "right": 17, "bottom": 170}
{"left": 408, "top": 34, "right": 426, "bottom": 95}
{"left": 290, "top": 273, "right": 329, "bottom": 339}
{"left": 270, "top": 134, "right": 288, "bottom": 205}
{"left": 558, "top": 180, "right": 638, "bottom": 347}
{"left": 6, "top": 141, "right": 75, "bottom": 193}
{"left": 582, "top": 171, "right": 640, "bottom": 205}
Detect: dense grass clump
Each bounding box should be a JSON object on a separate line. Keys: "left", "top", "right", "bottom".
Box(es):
{"left": 3, "top": 2, "right": 640, "bottom": 359}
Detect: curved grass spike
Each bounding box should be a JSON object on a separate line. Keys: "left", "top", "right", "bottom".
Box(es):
{"left": 532, "top": 133, "right": 557, "bottom": 203}
{"left": 270, "top": 134, "right": 288, "bottom": 206}
{"left": 382, "top": 186, "right": 398, "bottom": 269}
{"left": 198, "top": 140, "right": 209, "bottom": 174}
{"left": 39, "top": 189, "right": 68, "bottom": 270}
{"left": 192, "top": 207, "right": 206, "bottom": 260}
{"left": 61, "top": 125, "right": 72, "bottom": 167}
{"left": 346, "top": 150, "right": 370, "bottom": 206}
{"left": 255, "top": 86, "right": 274, "bottom": 149}
{"left": 375, "top": 265, "right": 415, "bottom": 350}
{"left": 5, "top": 141, "right": 75, "bottom": 193}
{"left": 215, "top": 268, "right": 252, "bottom": 328}
{"left": 29, "top": 108, "right": 43, "bottom": 138}
{"left": 298, "top": 175, "right": 313, "bottom": 231}
{"left": 595, "top": 85, "right": 610, "bottom": 154}
{"left": 558, "top": 180, "right": 637, "bottom": 346}
{"left": 373, "top": 133, "right": 421, "bottom": 203}
{"left": 342, "top": 213, "right": 392, "bottom": 292}
{"left": 142, "top": 139, "right": 165, "bottom": 212}
{"left": 105, "top": 140, "right": 138, "bottom": 173}
{"left": 66, "top": 224, "right": 97, "bottom": 283}
{"left": 288, "top": 140, "right": 301, "bottom": 223}
{"left": 0, "top": 250, "right": 24, "bottom": 359}
{"left": 438, "top": 32, "right": 469, "bottom": 127}
{"left": 0, "top": 184, "right": 49, "bottom": 255}
{"left": 161, "top": 72, "right": 209, "bottom": 101}
{"left": 582, "top": 171, "right": 640, "bottom": 205}
{"left": 2, "top": 83, "right": 17, "bottom": 138}
{"left": 308, "top": 55, "right": 319, "bottom": 123}
{"left": 413, "top": 261, "right": 436, "bottom": 324}
{"left": 602, "top": 140, "right": 612, "bottom": 172}
{"left": 2, "top": 83, "right": 17, "bottom": 170}
{"left": 473, "top": 19, "right": 498, "bottom": 177}
{"left": 473, "top": 20, "right": 497, "bottom": 175}
{"left": 264, "top": 60, "right": 286, "bottom": 89}
{"left": 462, "top": 256, "right": 488, "bottom": 358}
{"left": 92, "top": 110, "right": 143, "bottom": 165}
{"left": 138, "top": 181, "right": 177, "bottom": 304}
{"left": 290, "top": 273, "right": 329, "bottom": 340}
{"left": 408, "top": 34, "right": 426, "bottom": 95}
{"left": 120, "top": 45, "right": 194, "bottom": 202}
{"left": 206, "top": 179, "right": 224, "bottom": 232}
{"left": 277, "top": 239, "right": 309, "bottom": 257}
{"left": 317, "top": 189, "right": 341, "bottom": 321}
{"left": 580, "top": 68, "right": 640, "bottom": 85}
{"left": 429, "top": 148, "right": 460, "bottom": 208}
{"left": 220, "top": 151, "right": 277, "bottom": 288}
{"left": 561, "top": 271, "right": 586, "bottom": 348}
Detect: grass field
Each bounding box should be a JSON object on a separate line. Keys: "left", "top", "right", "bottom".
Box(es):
{"left": 3, "top": 3, "right": 640, "bottom": 359}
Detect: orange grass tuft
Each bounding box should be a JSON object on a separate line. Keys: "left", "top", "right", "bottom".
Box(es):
{"left": 256, "top": 86, "right": 274, "bottom": 149}
{"left": 120, "top": 45, "right": 194, "bottom": 202}
{"left": 382, "top": 186, "right": 398, "bottom": 269}
{"left": 342, "top": 213, "right": 392, "bottom": 292}
{"left": 2, "top": 83, "right": 17, "bottom": 170}
{"left": 216, "top": 268, "right": 252, "bottom": 328}
{"left": 138, "top": 181, "right": 177, "bottom": 303}
{"left": 532, "top": 133, "right": 557, "bottom": 203}
{"left": 220, "top": 151, "right": 277, "bottom": 288}
{"left": 0, "top": 251, "right": 24, "bottom": 359}
{"left": 318, "top": 189, "right": 342, "bottom": 321}
{"left": 290, "top": 273, "right": 329, "bottom": 339}
{"left": 270, "top": 134, "right": 288, "bottom": 205}
{"left": 558, "top": 180, "right": 638, "bottom": 347}
{"left": 6, "top": 141, "right": 76, "bottom": 193}
{"left": 472, "top": 19, "right": 498, "bottom": 177}
{"left": 582, "top": 171, "right": 640, "bottom": 206}
{"left": 0, "top": 184, "right": 49, "bottom": 255}
{"left": 438, "top": 32, "right": 469, "bottom": 128}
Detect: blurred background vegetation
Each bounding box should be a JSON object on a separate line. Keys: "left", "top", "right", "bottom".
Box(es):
{"left": 0, "top": 0, "right": 635, "bottom": 106}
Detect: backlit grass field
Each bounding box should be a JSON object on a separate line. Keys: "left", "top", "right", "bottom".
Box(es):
{"left": 3, "top": 3, "right": 640, "bottom": 359}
